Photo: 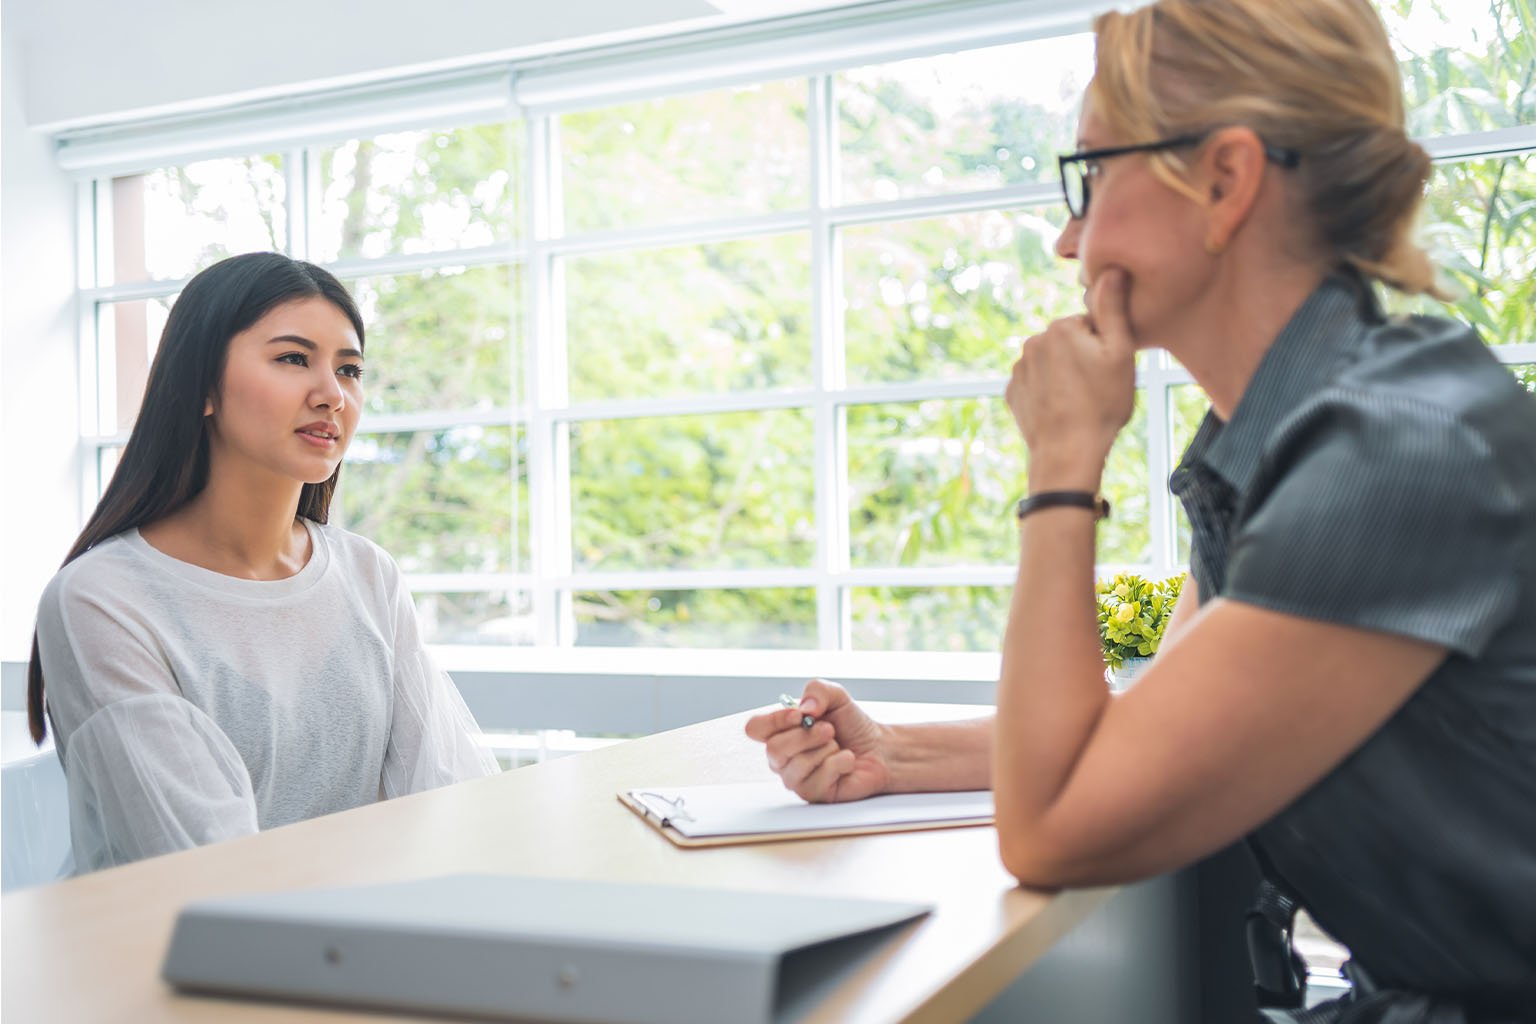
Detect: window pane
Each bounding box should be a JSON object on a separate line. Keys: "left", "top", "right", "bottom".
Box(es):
{"left": 314, "top": 122, "right": 521, "bottom": 262}
{"left": 1511, "top": 362, "right": 1536, "bottom": 392}
{"left": 566, "top": 235, "right": 810, "bottom": 402}
{"left": 413, "top": 590, "right": 532, "bottom": 645}
{"left": 561, "top": 80, "right": 809, "bottom": 232}
{"left": 1169, "top": 383, "right": 1211, "bottom": 566}
{"left": 842, "top": 207, "right": 1079, "bottom": 386}
{"left": 345, "top": 264, "right": 520, "bottom": 417}
{"left": 337, "top": 425, "right": 525, "bottom": 575}
{"left": 848, "top": 393, "right": 1149, "bottom": 567}
{"left": 108, "top": 156, "right": 286, "bottom": 284}
{"left": 1391, "top": 155, "right": 1535, "bottom": 346}
{"left": 1386, "top": 0, "right": 1535, "bottom": 136}
{"left": 96, "top": 446, "right": 124, "bottom": 500}
{"left": 838, "top": 35, "right": 1093, "bottom": 204}
{"left": 850, "top": 586, "right": 1010, "bottom": 652}
{"left": 569, "top": 410, "right": 815, "bottom": 571}
{"left": 847, "top": 397, "right": 1026, "bottom": 567}
{"left": 1098, "top": 391, "right": 1151, "bottom": 565}
{"left": 98, "top": 297, "right": 174, "bottom": 433}
{"left": 572, "top": 588, "right": 816, "bottom": 648}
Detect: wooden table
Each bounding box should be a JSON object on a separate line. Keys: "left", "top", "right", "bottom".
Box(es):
{"left": 1, "top": 702, "right": 1113, "bottom": 1023}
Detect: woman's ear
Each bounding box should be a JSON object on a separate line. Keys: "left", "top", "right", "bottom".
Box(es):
{"left": 1199, "top": 126, "right": 1268, "bottom": 255}
{"left": 204, "top": 397, "right": 214, "bottom": 416}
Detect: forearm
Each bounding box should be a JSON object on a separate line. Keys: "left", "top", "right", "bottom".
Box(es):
{"left": 994, "top": 507, "right": 1109, "bottom": 836}
{"left": 883, "top": 717, "right": 994, "bottom": 792}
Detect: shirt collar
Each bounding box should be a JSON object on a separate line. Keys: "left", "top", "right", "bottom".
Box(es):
{"left": 1182, "top": 270, "right": 1379, "bottom": 496}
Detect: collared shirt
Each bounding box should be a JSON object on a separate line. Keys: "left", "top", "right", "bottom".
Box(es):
{"left": 1170, "top": 273, "right": 1536, "bottom": 1005}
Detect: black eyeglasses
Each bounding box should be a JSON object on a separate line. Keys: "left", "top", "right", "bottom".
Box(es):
{"left": 1057, "top": 131, "right": 1301, "bottom": 220}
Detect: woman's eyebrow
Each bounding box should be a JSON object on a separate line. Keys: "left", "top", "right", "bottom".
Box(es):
{"left": 267, "top": 334, "right": 363, "bottom": 359}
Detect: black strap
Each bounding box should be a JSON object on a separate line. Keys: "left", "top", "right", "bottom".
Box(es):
{"left": 1014, "top": 490, "right": 1110, "bottom": 521}
{"left": 1247, "top": 876, "right": 1309, "bottom": 1009}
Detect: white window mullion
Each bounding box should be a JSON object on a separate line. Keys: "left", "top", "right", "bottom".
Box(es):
{"left": 1493, "top": 343, "right": 1536, "bottom": 364}
{"left": 77, "top": 181, "right": 103, "bottom": 439}
{"left": 356, "top": 408, "right": 520, "bottom": 435}
{"left": 303, "top": 144, "right": 322, "bottom": 263}
{"left": 406, "top": 572, "right": 532, "bottom": 593}
{"left": 285, "top": 146, "right": 307, "bottom": 261}
{"left": 809, "top": 72, "right": 845, "bottom": 649}
{"left": 78, "top": 180, "right": 105, "bottom": 517}
{"left": 319, "top": 243, "right": 531, "bottom": 284}
{"left": 1143, "top": 380, "right": 1174, "bottom": 579}
{"left": 553, "top": 564, "right": 1018, "bottom": 592}
{"left": 526, "top": 113, "right": 570, "bottom": 647}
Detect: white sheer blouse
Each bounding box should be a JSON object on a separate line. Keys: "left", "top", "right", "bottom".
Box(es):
{"left": 34, "top": 519, "right": 498, "bottom": 873}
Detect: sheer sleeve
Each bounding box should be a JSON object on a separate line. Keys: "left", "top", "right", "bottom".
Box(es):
{"left": 380, "top": 585, "right": 500, "bottom": 798}
{"left": 36, "top": 570, "right": 261, "bottom": 873}
{"left": 62, "top": 696, "right": 258, "bottom": 871}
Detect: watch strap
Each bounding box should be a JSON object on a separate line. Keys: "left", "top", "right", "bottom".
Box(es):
{"left": 1015, "top": 490, "right": 1110, "bottom": 521}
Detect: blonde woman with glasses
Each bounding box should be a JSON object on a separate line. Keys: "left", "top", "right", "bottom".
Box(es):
{"left": 749, "top": 1, "right": 1536, "bottom": 1019}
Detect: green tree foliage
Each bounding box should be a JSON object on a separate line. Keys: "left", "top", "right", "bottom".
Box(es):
{"left": 313, "top": 124, "right": 520, "bottom": 262}
{"left": 565, "top": 235, "right": 810, "bottom": 401}
{"left": 842, "top": 209, "right": 1079, "bottom": 385}
{"left": 850, "top": 586, "right": 1011, "bottom": 652}
{"left": 340, "top": 426, "right": 523, "bottom": 576}
{"left": 147, "top": 154, "right": 286, "bottom": 280}
{"left": 561, "top": 81, "right": 809, "bottom": 232}
{"left": 1387, "top": 0, "right": 1536, "bottom": 347}
{"left": 836, "top": 34, "right": 1090, "bottom": 202}
{"left": 574, "top": 588, "right": 816, "bottom": 648}
{"left": 569, "top": 409, "right": 816, "bottom": 572}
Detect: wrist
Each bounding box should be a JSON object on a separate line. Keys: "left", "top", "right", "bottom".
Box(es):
{"left": 882, "top": 720, "right": 990, "bottom": 792}
{"left": 880, "top": 722, "right": 918, "bottom": 794}
{"left": 1026, "top": 455, "right": 1104, "bottom": 495}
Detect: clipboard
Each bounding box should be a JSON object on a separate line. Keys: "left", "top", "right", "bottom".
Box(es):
{"left": 619, "top": 781, "right": 994, "bottom": 848}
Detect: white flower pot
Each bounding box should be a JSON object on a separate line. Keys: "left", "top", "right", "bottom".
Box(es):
{"left": 1107, "top": 655, "right": 1153, "bottom": 694}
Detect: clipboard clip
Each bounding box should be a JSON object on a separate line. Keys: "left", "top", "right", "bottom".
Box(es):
{"left": 634, "top": 791, "right": 695, "bottom": 827}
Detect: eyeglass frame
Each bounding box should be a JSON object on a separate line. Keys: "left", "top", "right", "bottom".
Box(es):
{"left": 1057, "top": 130, "right": 1301, "bottom": 220}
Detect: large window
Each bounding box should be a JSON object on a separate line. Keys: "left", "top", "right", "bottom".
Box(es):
{"left": 74, "top": 0, "right": 1535, "bottom": 654}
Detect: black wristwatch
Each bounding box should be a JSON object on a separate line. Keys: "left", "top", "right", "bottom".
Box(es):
{"left": 1015, "top": 490, "right": 1110, "bottom": 522}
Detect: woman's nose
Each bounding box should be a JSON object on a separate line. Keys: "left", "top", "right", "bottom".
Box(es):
{"left": 311, "top": 371, "right": 344, "bottom": 409}
{"left": 1055, "top": 216, "right": 1082, "bottom": 261}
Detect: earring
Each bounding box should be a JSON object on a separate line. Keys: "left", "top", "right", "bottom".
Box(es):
{"left": 1204, "top": 237, "right": 1226, "bottom": 256}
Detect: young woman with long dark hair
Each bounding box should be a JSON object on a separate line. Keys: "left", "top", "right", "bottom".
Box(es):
{"left": 748, "top": 0, "right": 1535, "bottom": 1018}
{"left": 28, "top": 252, "right": 497, "bottom": 874}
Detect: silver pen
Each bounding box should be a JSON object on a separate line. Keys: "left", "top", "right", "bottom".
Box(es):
{"left": 778, "top": 693, "right": 815, "bottom": 729}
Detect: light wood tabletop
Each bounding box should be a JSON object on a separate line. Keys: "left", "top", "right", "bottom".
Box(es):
{"left": 1, "top": 701, "right": 1113, "bottom": 1024}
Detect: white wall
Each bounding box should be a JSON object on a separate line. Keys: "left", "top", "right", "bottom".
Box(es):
{"left": 6, "top": 0, "right": 731, "bottom": 130}
{"left": 0, "top": 29, "right": 82, "bottom": 662}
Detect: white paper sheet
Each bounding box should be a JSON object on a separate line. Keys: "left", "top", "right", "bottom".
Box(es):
{"left": 626, "top": 781, "right": 993, "bottom": 838}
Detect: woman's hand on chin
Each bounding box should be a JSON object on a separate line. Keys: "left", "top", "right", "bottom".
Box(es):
{"left": 1006, "top": 267, "right": 1138, "bottom": 489}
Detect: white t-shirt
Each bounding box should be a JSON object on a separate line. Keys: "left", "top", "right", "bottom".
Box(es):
{"left": 34, "top": 518, "right": 499, "bottom": 873}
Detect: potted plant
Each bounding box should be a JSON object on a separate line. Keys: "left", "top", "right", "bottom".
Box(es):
{"left": 1095, "top": 572, "right": 1185, "bottom": 691}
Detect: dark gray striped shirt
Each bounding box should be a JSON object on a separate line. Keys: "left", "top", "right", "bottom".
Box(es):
{"left": 1170, "top": 273, "right": 1536, "bottom": 1004}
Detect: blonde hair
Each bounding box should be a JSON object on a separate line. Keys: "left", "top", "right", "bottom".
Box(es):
{"left": 1090, "top": 0, "right": 1442, "bottom": 296}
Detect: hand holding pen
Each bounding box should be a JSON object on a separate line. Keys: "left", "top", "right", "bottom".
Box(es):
{"left": 745, "top": 679, "right": 893, "bottom": 803}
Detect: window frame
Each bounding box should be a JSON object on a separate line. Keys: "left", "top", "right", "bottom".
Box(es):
{"left": 64, "top": 1, "right": 1536, "bottom": 665}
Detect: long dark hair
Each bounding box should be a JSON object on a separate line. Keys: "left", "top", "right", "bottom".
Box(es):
{"left": 26, "top": 252, "right": 365, "bottom": 743}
